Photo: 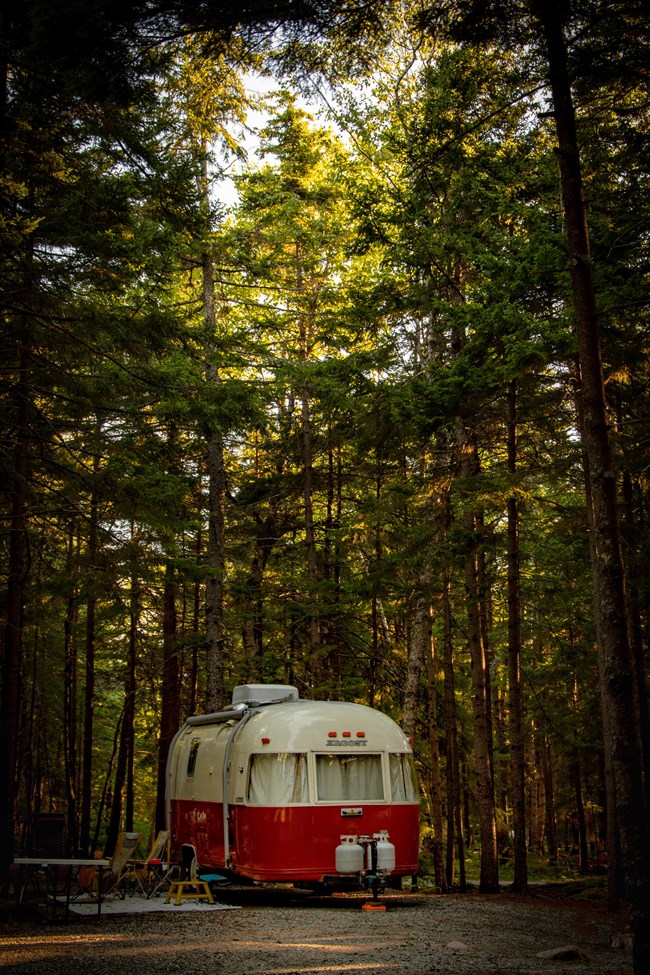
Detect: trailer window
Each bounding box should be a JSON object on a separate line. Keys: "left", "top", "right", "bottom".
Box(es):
{"left": 248, "top": 753, "right": 309, "bottom": 804}
{"left": 316, "top": 754, "right": 384, "bottom": 801}
{"left": 389, "top": 754, "right": 419, "bottom": 801}
{"left": 186, "top": 738, "right": 200, "bottom": 777}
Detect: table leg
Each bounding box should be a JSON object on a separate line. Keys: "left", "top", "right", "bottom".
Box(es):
{"left": 96, "top": 867, "right": 105, "bottom": 917}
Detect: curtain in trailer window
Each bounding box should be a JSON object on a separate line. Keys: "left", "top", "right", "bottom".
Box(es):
{"left": 389, "top": 754, "right": 419, "bottom": 801}
{"left": 248, "top": 753, "right": 309, "bottom": 804}
{"left": 316, "top": 754, "right": 384, "bottom": 801}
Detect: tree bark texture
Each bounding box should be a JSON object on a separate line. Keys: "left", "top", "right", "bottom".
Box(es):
{"left": 535, "top": 5, "right": 650, "bottom": 968}
{"left": 80, "top": 477, "right": 99, "bottom": 855}
{"left": 63, "top": 527, "right": 78, "bottom": 855}
{"left": 541, "top": 735, "right": 558, "bottom": 862}
{"left": 507, "top": 381, "right": 527, "bottom": 892}
{"left": 425, "top": 630, "right": 447, "bottom": 892}
{"left": 460, "top": 433, "right": 499, "bottom": 893}
{"left": 0, "top": 317, "right": 31, "bottom": 880}
{"left": 442, "top": 563, "right": 466, "bottom": 890}
{"left": 201, "top": 147, "right": 226, "bottom": 712}
{"left": 402, "top": 598, "right": 427, "bottom": 740}
{"left": 156, "top": 564, "right": 180, "bottom": 832}
{"left": 297, "top": 244, "right": 322, "bottom": 681}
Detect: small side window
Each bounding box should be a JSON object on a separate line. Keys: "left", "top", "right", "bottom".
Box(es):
{"left": 389, "top": 753, "right": 419, "bottom": 801}
{"left": 187, "top": 738, "right": 200, "bottom": 777}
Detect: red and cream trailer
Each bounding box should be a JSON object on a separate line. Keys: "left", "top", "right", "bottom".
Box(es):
{"left": 166, "top": 684, "right": 420, "bottom": 893}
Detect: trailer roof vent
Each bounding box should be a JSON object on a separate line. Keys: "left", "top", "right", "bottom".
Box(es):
{"left": 231, "top": 684, "right": 299, "bottom": 705}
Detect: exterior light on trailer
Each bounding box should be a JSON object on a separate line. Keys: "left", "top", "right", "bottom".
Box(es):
{"left": 261, "top": 737, "right": 271, "bottom": 745}
{"left": 328, "top": 731, "right": 337, "bottom": 738}
{"left": 356, "top": 731, "right": 366, "bottom": 738}
{"left": 342, "top": 731, "right": 351, "bottom": 738}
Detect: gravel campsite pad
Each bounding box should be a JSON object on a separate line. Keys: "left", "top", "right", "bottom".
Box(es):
{"left": 0, "top": 887, "right": 633, "bottom": 975}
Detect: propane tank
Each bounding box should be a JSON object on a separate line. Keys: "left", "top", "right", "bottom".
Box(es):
{"left": 336, "top": 835, "right": 364, "bottom": 874}
{"left": 375, "top": 832, "right": 396, "bottom": 873}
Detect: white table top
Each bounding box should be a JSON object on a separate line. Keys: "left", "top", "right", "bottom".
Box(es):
{"left": 14, "top": 857, "right": 111, "bottom": 867}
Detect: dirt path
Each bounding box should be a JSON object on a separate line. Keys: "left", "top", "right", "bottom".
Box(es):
{"left": 0, "top": 888, "right": 633, "bottom": 975}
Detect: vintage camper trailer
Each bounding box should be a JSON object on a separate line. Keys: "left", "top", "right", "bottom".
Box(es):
{"left": 166, "top": 685, "right": 420, "bottom": 893}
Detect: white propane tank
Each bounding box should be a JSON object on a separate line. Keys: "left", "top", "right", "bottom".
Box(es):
{"left": 375, "top": 833, "right": 396, "bottom": 873}
{"left": 336, "top": 836, "right": 364, "bottom": 874}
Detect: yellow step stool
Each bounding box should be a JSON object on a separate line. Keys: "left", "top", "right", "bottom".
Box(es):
{"left": 165, "top": 879, "right": 214, "bottom": 905}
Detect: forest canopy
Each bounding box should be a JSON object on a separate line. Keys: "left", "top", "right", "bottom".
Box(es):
{"left": 1, "top": 0, "right": 649, "bottom": 968}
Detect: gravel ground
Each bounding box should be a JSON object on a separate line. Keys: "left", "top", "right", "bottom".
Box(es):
{"left": 0, "top": 886, "right": 633, "bottom": 975}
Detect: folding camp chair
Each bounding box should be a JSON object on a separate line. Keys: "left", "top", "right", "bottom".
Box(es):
{"left": 107, "top": 831, "right": 142, "bottom": 899}
{"left": 75, "top": 831, "right": 141, "bottom": 901}
{"left": 118, "top": 830, "right": 173, "bottom": 898}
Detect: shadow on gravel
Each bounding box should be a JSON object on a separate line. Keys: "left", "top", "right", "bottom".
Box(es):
{"left": 208, "top": 885, "right": 430, "bottom": 910}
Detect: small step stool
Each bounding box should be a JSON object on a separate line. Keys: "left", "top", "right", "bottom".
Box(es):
{"left": 165, "top": 879, "right": 214, "bottom": 905}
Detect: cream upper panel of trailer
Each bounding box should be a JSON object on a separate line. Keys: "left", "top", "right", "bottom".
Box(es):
{"left": 235, "top": 700, "right": 413, "bottom": 754}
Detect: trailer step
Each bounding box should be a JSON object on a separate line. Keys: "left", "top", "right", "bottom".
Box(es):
{"left": 165, "top": 880, "right": 214, "bottom": 905}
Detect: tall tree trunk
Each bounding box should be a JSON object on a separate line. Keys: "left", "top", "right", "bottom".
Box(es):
{"left": 507, "top": 381, "right": 527, "bottom": 892}
{"left": 124, "top": 530, "right": 138, "bottom": 832}
{"left": 201, "top": 148, "right": 226, "bottom": 713}
{"left": 619, "top": 431, "right": 650, "bottom": 820}
{"left": 0, "top": 314, "right": 31, "bottom": 880}
{"left": 536, "top": 6, "right": 650, "bottom": 967}
{"left": 80, "top": 475, "right": 99, "bottom": 855}
{"left": 403, "top": 598, "right": 426, "bottom": 739}
{"left": 190, "top": 527, "right": 202, "bottom": 716}
{"left": 204, "top": 396, "right": 226, "bottom": 714}
{"left": 63, "top": 526, "right": 78, "bottom": 855}
{"left": 460, "top": 434, "right": 498, "bottom": 893}
{"left": 465, "top": 536, "right": 499, "bottom": 892}
{"left": 105, "top": 534, "right": 138, "bottom": 854}
{"left": 572, "top": 361, "right": 623, "bottom": 906}
{"left": 297, "top": 250, "right": 321, "bottom": 681}
{"left": 105, "top": 709, "right": 127, "bottom": 858}
{"left": 425, "top": 628, "right": 447, "bottom": 892}
{"left": 541, "top": 734, "right": 558, "bottom": 862}
{"left": 368, "top": 470, "right": 387, "bottom": 708}
{"left": 156, "top": 563, "right": 180, "bottom": 832}
{"left": 442, "top": 555, "right": 465, "bottom": 891}
{"left": 323, "top": 436, "right": 343, "bottom": 683}
{"left": 572, "top": 751, "right": 590, "bottom": 875}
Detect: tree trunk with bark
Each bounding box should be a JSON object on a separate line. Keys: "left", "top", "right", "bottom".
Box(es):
{"left": 155, "top": 563, "right": 181, "bottom": 832}
{"left": 403, "top": 598, "right": 426, "bottom": 740}
{"left": 507, "top": 381, "right": 527, "bottom": 892}
{"left": 425, "top": 628, "right": 447, "bottom": 892}
{"left": 541, "top": 734, "right": 558, "bottom": 862}
{"left": 442, "top": 562, "right": 466, "bottom": 890}
{"left": 0, "top": 313, "right": 31, "bottom": 881}
{"left": 460, "top": 432, "right": 499, "bottom": 893}
{"left": 201, "top": 150, "right": 226, "bottom": 713}
{"left": 63, "top": 527, "right": 78, "bottom": 855}
{"left": 572, "top": 752, "right": 589, "bottom": 875}
{"left": 296, "top": 248, "right": 322, "bottom": 684}
{"left": 80, "top": 476, "right": 99, "bottom": 855}
{"left": 535, "top": 5, "right": 650, "bottom": 967}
